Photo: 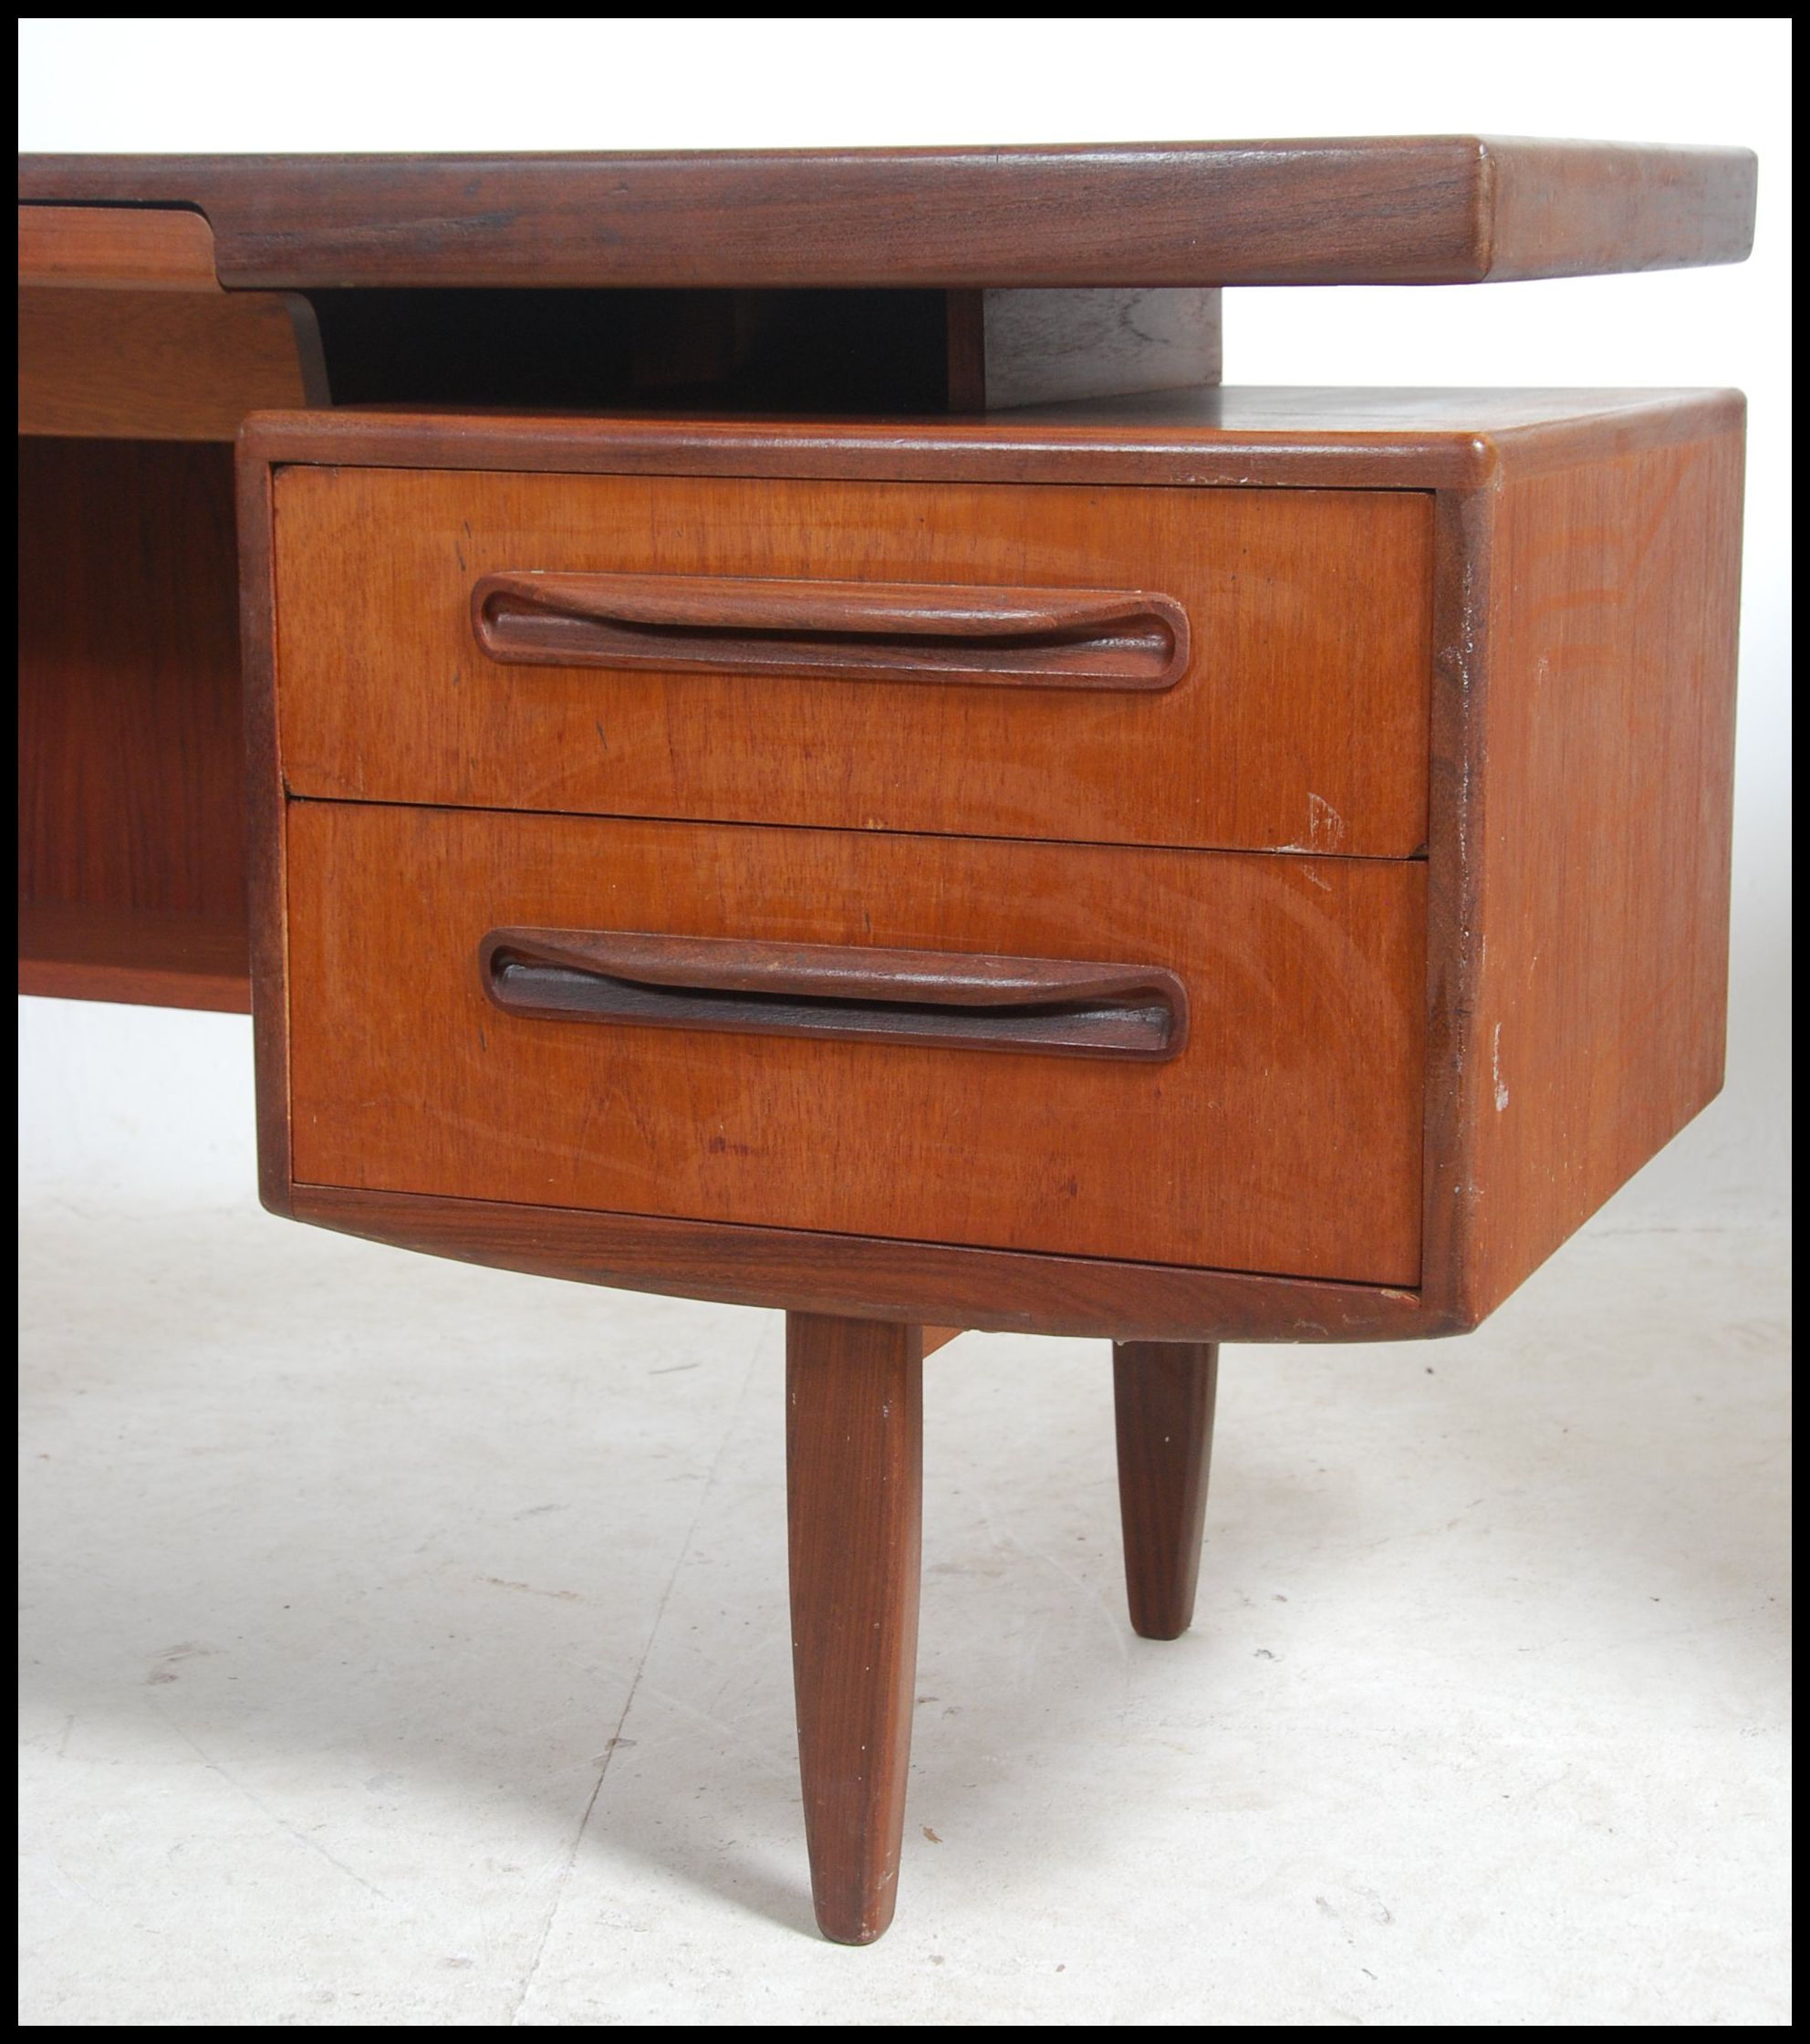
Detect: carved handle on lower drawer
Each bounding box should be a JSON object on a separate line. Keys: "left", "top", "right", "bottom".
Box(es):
{"left": 479, "top": 929, "right": 1188, "bottom": 1060}
{"left": 470, "top": 572, "right": 1190, "bottom": 690}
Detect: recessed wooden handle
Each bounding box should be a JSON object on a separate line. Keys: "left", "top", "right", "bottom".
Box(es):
{"left": 479, "top": 929, "right": 1188, "bottom": 1060}
{"left": 470, "top": 572, "right": 1189, "bottom": 690}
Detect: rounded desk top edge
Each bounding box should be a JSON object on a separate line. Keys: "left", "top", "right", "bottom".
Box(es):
{"left": 16, "top": 137, "right": 1757, "bottom": 291}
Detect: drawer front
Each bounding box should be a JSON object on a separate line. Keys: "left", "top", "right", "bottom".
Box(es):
{"left": 272, "top": 468, "right": 1431, "bottom": 857}
{"left": 284, "top": 805, "right": 1427, "bottom": 1285}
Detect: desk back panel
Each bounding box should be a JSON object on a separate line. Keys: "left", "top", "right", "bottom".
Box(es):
{"left": 16, "top": 436, "right": 251, "bottom": 1009}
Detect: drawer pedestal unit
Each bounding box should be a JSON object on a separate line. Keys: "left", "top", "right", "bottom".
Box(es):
{"left": 244, "top": 392, "right": 1741, "bottom": 1942}
{"left": 21, "top": 140, "right": 1755, "bottom": 1946}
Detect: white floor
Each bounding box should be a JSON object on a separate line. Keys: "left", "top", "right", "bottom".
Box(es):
{"left": 18, "top": 1200, "right": 1791, "bottom": 2026}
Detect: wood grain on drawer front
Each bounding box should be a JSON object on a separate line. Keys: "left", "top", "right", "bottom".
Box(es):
{"left": 271, "top": 469, "right": 1431, "bottom": 857}
{"left": 285, "top": 805, "right": 1427, "bottom": 1284}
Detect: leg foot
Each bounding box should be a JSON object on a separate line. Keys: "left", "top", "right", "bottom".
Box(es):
{"left": 786, "top": 1312, "right": 923, "bottom": 1945}
{"left": 1112, "top": 1340, "right": 1219, "bottom": 1640}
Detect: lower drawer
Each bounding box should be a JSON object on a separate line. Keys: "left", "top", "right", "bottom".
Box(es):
{"left": 285, "top": 805, "right": 1426, "bottom": 1285}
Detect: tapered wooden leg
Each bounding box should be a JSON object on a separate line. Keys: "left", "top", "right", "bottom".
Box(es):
{"left": 786, "top": 1312, "right": 923, "bottom": 1945}
{"left": 1112, "top": 1340, "right": 1219, "bottom": 1641}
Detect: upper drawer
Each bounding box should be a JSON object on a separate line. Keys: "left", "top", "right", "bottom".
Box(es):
{"left": 271, "top": 467, "right": 1432, "bottom": 855}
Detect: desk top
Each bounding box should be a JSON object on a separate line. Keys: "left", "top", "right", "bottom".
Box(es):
{"left": 18, "top": 137, "right": 1756, "bottom": 291}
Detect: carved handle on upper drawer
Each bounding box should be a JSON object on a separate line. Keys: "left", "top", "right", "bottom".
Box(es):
{"left": 470, "top": 572, "right": 1190, "bottom": 690}
{"left": 479, "top": 929, "right": 1189, "bottom": 1060}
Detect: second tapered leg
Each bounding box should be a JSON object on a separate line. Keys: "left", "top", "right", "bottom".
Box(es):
{"left": 1112, "top": 1340, "right": 1219, "bottom": 1640}
{"left": 786, "top": 1312, "right": 924, "bottom": 1945}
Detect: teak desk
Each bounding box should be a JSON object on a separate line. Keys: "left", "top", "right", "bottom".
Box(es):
{"left": 17, "top": 140, "right": 1756, "bottom": 1944}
